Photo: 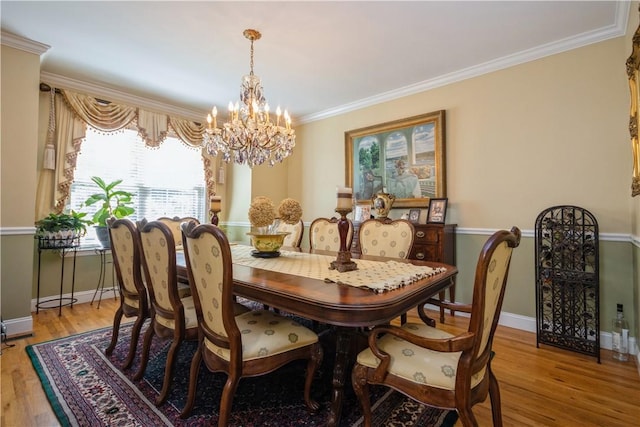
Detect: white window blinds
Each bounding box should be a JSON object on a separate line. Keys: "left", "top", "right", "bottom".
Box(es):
{"left": 68, "top": 128, "right": 206, "bottom": 243}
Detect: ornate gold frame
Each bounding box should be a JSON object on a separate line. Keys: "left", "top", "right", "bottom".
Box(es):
{"left": 626, "top": 8, "right": 640, "bottom": 197}
{"left": 345, "top": 110, "right": 446, "bottom": 208}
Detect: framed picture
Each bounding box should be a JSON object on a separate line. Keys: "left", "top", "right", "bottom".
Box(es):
{"left": 408, "top": 209, "right": 421, "bottom": 224}
{"left": 426, "top": 198, "right": 448, "bottom": 224}
{"left": 345, "top": 110, "right": 446, "bottom": 208}
{"left": 354, "top": 203, "right": 371, "bottom": 222}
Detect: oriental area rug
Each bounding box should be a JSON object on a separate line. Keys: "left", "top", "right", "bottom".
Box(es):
{"left": 27, "top": 322, "right": 458, "bottom": 427}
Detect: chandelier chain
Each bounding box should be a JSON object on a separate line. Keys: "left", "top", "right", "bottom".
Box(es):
{"left": 249, "top": 38, "right": 255, "bottom": 77}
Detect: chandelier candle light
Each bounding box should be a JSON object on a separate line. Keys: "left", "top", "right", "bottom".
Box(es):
{"left": 204, "top": 29, "right": 296, "bottom": 168}
{"left": 331, "top": 186, "right": 358, "bottom": 272}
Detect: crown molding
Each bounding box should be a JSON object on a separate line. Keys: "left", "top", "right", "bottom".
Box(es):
{"left": 40, "top": 72, "right": 205, "bottom": 122}
{"left": 1, "top": 31, "right": 49, "bottom": 55}
{"left": 299, "top": 1, "right": 630, "bottom": 124}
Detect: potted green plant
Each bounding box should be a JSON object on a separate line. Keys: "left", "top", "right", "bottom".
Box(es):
{"left": 35, "top": 210, "right": 90, "bottom": 248}
{"left": 83, "top": 176, "right": 135, "bottom": 248}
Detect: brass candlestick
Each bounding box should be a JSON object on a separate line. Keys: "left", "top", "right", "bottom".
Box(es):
{"left": 330, "top": 208, "right": 358, "bottom": 272}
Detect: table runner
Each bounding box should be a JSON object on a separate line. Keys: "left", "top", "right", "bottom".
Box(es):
{"left": 231, "top": 245, "right": 447, "bottom": 293}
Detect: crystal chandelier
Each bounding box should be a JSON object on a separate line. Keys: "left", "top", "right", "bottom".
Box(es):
{"left": 204, "top": 29, "right": 295, "bottom": 168}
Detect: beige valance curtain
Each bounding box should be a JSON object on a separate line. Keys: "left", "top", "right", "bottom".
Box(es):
{"left": 35, "top": 88, "right": 212, "bottom": 218}
{"left": 62, "top": 90, "right": 137, "bottom": 132}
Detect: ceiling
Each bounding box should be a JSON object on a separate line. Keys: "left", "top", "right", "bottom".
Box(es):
{"left": 0, "top": 1, "right": 629, "bottom": 123}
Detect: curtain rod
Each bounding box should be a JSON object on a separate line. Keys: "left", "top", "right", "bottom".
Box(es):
{"left": 39, "top": 82, "right": 111, "bottom": 104}
{"left": 39, "top": 82, "right": 61, "bottom": 94}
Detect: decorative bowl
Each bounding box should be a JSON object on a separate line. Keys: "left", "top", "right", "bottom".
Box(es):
{"left": 247, "top": 231, "right": 290, "bottom": 256}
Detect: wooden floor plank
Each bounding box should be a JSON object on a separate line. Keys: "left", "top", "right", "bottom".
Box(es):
{"left": 1, "top": 299, "right": 638, "bottom": 426}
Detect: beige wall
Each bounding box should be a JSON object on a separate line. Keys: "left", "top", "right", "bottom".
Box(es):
{"left": 223, "top": 157, "right": 291, "bottom": 244}
{"left": 294, "top": 38, "right": 630, "bottom": 232}
{"left": 1, "top": 45, "right": 41, "bottom": 324}
{"left": 251, "top": 158, "right": 290, "bottom": 205}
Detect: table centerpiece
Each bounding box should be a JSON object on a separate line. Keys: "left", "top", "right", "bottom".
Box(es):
{"left": 247, "top": 196, "right": 302, "bottom": 258}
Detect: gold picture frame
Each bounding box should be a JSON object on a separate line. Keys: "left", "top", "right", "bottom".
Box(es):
{"left": 626, "top": 6, "right": 640, "bottom": 197}
{"left": 345, "top": 110, "right": 446, "bottom": 208}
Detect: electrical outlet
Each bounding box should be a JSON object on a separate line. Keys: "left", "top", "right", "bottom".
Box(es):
{"left": 1, "top": 322, "right": 7, "bottom": 335}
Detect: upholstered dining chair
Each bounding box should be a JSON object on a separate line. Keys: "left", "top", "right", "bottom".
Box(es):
{"left": 358, "top": 218, "right": 414, "bottom": 259}
{"left": 179, "top": 221, "right": 323, "bottom": 425}
{"left": 156, "top": 216, "right": 200, "bottom": 249}
{"left": 351, "top": 226, "right": 521, "bottom": 427}
{"left": 309, "top": 216, "right": 354, "bottom": 252}
{"left": 276, "top": 219, "right": 305, "bottom": 248}
{"left": 359, "top": 218, "right": 414, "bottom": 323}
{"left": 157, "top": 216, "right": 199, "bottom": 290}
{"left": 133, "top": 219, "right": 200, "bottom": 406}
{"left": 105, "top": 218, "right": 149, "bottom": 369}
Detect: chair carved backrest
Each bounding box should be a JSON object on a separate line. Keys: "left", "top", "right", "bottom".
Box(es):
{"left": 181, "top": 222, "right": 240, "bottom": 357}
{"left": 276, "top": 219, "right": 304, "bottom": 248}
{"left": 470, "top": 227, "right": 521, "bottom": 363}
{"left": 107, "top": 218, "right": 146, "bottom": 308}
{"left": 358, "top": 218, "right": 414, "bottom": 258}
{"left": 137, "top": 219, "right": 183, "bottom": 327}
{"left": 309, "top": 217, "right": 353, "bottom": 251}
{"left": 157, "top": 216, "right": 200, "bottom": 249}
{"left": 106, "top": 217, "right": 149, "bottom": 368}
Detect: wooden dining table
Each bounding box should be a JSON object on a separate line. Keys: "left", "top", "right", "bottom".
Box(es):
{"left": 176, "top": 245, "right": 457, "bottom": 426}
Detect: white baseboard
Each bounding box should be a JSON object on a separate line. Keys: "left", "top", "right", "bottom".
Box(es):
{"left": 3, "top": 290, "right": 117, "bottom": 338}
{"left": 424, "top": 303, "right": 637, "bottom": 355}
{"left": 3, "top": 315, "right": 33, "bottom": 339}
{"left": 29, "top": 288, "right": 118, "bottom": 313}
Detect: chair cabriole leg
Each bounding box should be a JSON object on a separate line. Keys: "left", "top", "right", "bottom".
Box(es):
{"left": 180, "top": 343, "right": 203, "bottom": 418}
{"left": 105, "top": 307, "right": 123, "bottom": 356}
{"left": 133, "top": 321, "right": 155, "bottom": 380}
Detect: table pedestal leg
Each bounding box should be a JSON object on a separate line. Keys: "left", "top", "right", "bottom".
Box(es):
{"left": 328, "top": 327, "right": 355, "bottom": 427}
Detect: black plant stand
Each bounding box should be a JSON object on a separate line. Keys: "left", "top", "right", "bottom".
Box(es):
{"left": 534, "top": 206, "right": 600, "bottom": 362}
{"left": 90, "top": 247, "right": 117, "bottom": 308}
{"left": 35, "top": 236, "right": 79, "bottom": 316}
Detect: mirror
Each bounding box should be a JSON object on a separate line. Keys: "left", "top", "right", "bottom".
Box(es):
{"left": 626, "top": 6, "right": 640, "bottom": 197}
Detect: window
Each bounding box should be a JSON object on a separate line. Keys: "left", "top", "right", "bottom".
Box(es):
{"left": 68, "top": 128, "right": 206, "bottom": 244}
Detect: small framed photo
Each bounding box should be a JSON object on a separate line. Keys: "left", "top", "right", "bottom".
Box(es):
{"left": 355, "top": 204, "right": 371, "bottom": 222}
{"left": 426, "top": 198, "right": 448, "bottom": 224}
{"left": 408, "top": 209, "right": 421, "bottom": 224}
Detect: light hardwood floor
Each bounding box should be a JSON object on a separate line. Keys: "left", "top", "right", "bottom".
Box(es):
{"left": 1, "top": 298, "right": 639, "bottom": 426}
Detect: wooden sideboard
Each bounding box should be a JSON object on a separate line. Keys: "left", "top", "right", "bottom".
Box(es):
{"left": 409, "top": 223, "right": 457, "bottom": 265}
{"left": 352, "top": 222, "right": 456, "bottom": 263}
{"left": 352, "top": 221, "right": 457, "bottom": 322}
